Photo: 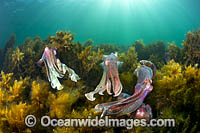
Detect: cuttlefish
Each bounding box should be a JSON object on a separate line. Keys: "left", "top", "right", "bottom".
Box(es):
{"left": 37, "top": 47, "right": 80, "bottom": 90}
{"left": 85, "top": 52, "right": 123, "bottom": 101}
{"left": 94, "top": 60, "right": 156, "bottom": 118}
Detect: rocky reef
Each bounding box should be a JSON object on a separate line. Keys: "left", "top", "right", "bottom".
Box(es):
{"left": 0, "top": 29, "right": 200, "bottom": 133}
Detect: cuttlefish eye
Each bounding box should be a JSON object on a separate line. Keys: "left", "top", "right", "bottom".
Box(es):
{"left": 105, "top": 60, "right": 109, "bottom": 66}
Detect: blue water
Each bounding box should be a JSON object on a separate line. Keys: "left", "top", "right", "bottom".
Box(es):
{"left": 0, "top": 0, "right": 200, "bottom": 47}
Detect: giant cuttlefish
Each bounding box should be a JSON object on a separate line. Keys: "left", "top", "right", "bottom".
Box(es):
{"left": 94, "top": 60, "right": 156, "bottom": 119}
{"left": 37, "top": 47, "right": 80, "bottom": 90}
{"left": 85, "top": 52, "right": 123, "bottom": 101}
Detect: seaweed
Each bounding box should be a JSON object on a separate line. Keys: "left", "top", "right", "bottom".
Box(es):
{"left": 132, "top": 40, "right": 146, "bottom": 60}
{"left": 49, "top": 31, "right": 74, "bottom": 50}
{"left": 168, "top": 42, "right": 183, "bottom": 63}
{"left": 148, "top": 60, "right": 200, "bottom": 132}
{"left": 182, "top": 29, "right": 200, "bottom": 65}
{"left": 0, "top": 72, "right": 31, "bottom": 132}
{"left": 3, "top": 34, "right": 15, "bottom": 56}
{"left": 132, "top": 40, "right": 167, "bottom": 68}
{"left": 118, "top": 46, "right": 138, "bottom": 93}
{"left": 77, "top": 46, "right": 104, "bottom": 84}
{"left": 2, "top": 36, "right": 46, "bottom": 78}
{"left": 119, "top": 46, "right": 138, "bottom": 73}
{"left": 92, "top": 43, "right": 121, "bottom": 54}
{"left": 83, "top": 39, "right": 94, "bottom": 47}
{"left": 11, "top": 47, "right": 24, "bottom": 70}
{"left": 77, "top": 46, "right": 104, "bottom": 73}
{"left": 0, "top": 48, "right": 3, "bottom": 69}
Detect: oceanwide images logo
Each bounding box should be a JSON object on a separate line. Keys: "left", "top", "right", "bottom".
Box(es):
{"left": 25, "top": 115, "right": 175, "bottom": 129}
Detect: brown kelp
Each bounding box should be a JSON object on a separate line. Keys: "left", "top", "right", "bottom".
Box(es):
{"left": 182, "top": 29, "right": 200, "bottom": 65}
{"left": 3, "top": 34, "right": 15, "bottom": 56}
{"left": 0, "top": 48, "right": 3, "bottom": 69}
{"left": 147, "top": 60, "right": 200, "bottom": 132}
{"left": 168, "top": 42, "right": 183, "bottom": 63}
{"left": 77, "top": 46, "right": 104, "bottom": 75}
{"left": 92, "top": 43, "right": 121, "bottom": 54}
{"left": 133, "top": 40, "right": 167, "bottom": 68}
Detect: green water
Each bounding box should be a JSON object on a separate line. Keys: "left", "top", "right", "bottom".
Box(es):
{"left": 0, "top": 0, "right": 200, "bottom": 47}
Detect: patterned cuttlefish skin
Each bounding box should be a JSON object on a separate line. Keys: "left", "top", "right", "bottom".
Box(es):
{"left": 94, "top": 60, "right": 156, "bottom": 119}
{"left": 37, "top": 47, "right": 80, "bottom": 90}
{"left": 85, "top": 52, "right": 123, "bottom": 101}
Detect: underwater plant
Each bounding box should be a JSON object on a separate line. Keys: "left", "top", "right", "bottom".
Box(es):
{"left": 3, "top": 34, "right": 15, "bottom": 56}
{"left": 1, "top": 36, "right": 46, "bottom": 79}
{"left": 118, "top": 46, "right": 138, "bottom": 93}
{"left": 132, "top": 40, "right": 146, "bottom": 60}
{"left": 77, "top": 46, "right": 104, "bottom": 75}
{"left": 95, "top": 60, "right": 156, "bottom": 118}
{"left": 18, "top": 36, "right": 46, "bottom": 78}
{"left": 92, "top": 43, "right": 121, "bottom": 54}
{"left": 119, "top": 46, "right": 138, "bottom": 73}
{"left": 0, "top": 72, "right": 31, "bottom": 132}
{"left": 148, "top": 60, "right": 200, "bottom": 132}
{"left": 11, "top": 47, "right": 24, "bottom": 69}
{"left": 182, "top": 29, "right": 200, "bottom": 65}
{"left": 38, "top": 47, "right": 80, "bottom": 90}
{"left": 0, "top": 48, "right": 3, "bottom": 69}
{"left": 49, "top": 31, "right": 74, "bottom": 50}
{"left": 1, "top": 34, "right": 16, "bottom": 73}
{"left": 132, "top": 40, "right": 167, "bottom": 68}
{"left": 83, "top": 39, "right": 94, "bottom": 47}
{"left": 2, "top": 48, "right": 15, "bottom": 73}
{"left": 85, "top": 52, "right": 123, "bottom": 101}
{"left": 167, "top": 42, "right": 184, "bottom": 64}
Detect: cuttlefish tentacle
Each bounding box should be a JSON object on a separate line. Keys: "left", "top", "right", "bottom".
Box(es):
{"left": 94, "top": 60, "right": 156, "bottom": 118}
{"left": 85, "top": 52, "right": 123, "bottom": 101}
{"left": 38, "top": 47, "right": 80, "bottom": 90}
